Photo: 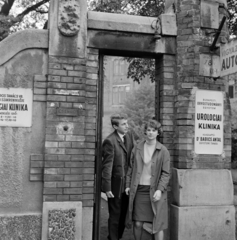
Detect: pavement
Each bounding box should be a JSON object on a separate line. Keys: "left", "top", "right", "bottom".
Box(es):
{"left": 100, "top": 196, "right": 153, "bottom": 240}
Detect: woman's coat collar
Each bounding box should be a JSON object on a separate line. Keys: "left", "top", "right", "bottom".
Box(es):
{"left": 136, "top": 140, "right": 162, "bottom": 150}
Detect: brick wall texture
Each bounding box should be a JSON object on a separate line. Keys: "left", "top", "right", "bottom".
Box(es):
{"left": 155, "top": 55, "right": 176, "bottom": 167}
{"left": 173, "top": 0, "right": 231, "bottom": 169}
{"left": 43, "top": 48, "right": 98, "bottom": 206}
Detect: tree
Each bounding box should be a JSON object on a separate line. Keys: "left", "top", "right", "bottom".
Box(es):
{"left": 0, "top": 0, "right": 49, "bottom": 41}
{"left": 227, "top": 0, "right": 237, "bottom": 37}
{"left": 120, "top": 85, "right": 155, "bottom": 140}
{"left": 126, "top": 58, "right": 156, "bottom": 83}
{"left": 88, "top": 0, "right": 164, "bottom": 16}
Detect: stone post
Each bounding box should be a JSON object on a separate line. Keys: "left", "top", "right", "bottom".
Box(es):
{"left": 170, "top": 0, "right": 235, "bottom": 239}
{"left": 42, "top": 1, "right": 97, "bottom": 239}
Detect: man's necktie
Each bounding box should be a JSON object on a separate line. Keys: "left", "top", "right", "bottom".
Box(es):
{"left": 123, "top": 135, "right": 126, "bottom": 146}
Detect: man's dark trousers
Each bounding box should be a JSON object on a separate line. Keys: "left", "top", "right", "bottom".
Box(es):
{"left": 107, "top": 192, "right": 129, "bottom": 240}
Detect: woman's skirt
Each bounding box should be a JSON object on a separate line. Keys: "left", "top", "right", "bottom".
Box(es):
{"left": 133, "top": 185, "right": 153, "bottom": 222}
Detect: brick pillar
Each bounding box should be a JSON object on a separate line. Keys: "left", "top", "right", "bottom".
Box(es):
{"left": 44, "top": 54, "right": 98, "bottom": 204}
{"left": 155, "top": 55, "right": 176, "bottom": 164}
{"left": 42, "top": 1, "right": 96, "bottom": 240}
{"left": 170, "top": 0, "right": 235, "bottom": 239}
{"left": 155, "top": 54, "right": 176, "bottom": 240}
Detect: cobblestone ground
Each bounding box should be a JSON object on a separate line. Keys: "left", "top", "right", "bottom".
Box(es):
{"left": 100, "top": 198, "right": 153, "bottom": 240}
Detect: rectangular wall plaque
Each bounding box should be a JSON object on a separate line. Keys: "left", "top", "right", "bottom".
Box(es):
{"left": 220, "top": 39, "right": 237, "bottom": 77}
{"left": 199, "top": 54, "right": 220, "bottom": 78}
{"left": 201, "top": 1, "right": 219, "bottom": 29}
{"left": 194, "top": 90, "right": 224, "bottom": 155}
{"left": 0, "top": 88, "right": 33, "bottom": 127}
{"left": 57, "top": 107, "right": 78, "bottom": 116}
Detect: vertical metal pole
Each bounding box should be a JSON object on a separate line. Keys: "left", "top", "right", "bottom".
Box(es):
{"left": 93, "top": 53, "right": 104, "bottom": 240}
{"left": 155, "top": 57, "right": 160, "bottom": 121}
{"left": 210, "top": 16, "right": 226, "bottom": 51}
{"left": 155, "top": 57, "right": 161, "bottom": 142}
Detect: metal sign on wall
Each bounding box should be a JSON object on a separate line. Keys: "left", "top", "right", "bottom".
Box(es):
{"left": 220, "top": 39, "right": 237, "bottom": 77}
{"left": 194, "top": 90, "right": 223, "bottom": 155}
{"left": 199, "top": 53, "right": 220, "bottom": 78}
{"left": 0, "top": 88, "right": 33, "bottom": 127}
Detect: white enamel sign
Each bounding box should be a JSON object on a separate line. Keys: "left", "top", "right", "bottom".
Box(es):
{"left": 220, "top": 39, "right": 237, "bottom": 77}
{"left": 194, "top": 90, "right": 223, "bottom": 155}
{"left": 0, "top": 88, "right": 33, "bottom": 127}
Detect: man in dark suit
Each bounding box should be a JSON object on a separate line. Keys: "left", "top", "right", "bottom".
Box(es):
{"left": 102, "top": 113, "right": 135, "bottom": 240}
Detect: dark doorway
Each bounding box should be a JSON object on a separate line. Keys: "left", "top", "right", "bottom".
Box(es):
{"left": 94, "top": 53, "right": 157, "bottom": 240}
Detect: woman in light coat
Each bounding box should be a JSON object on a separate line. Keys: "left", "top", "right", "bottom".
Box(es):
{"left": 125, "top": 119, "right": 170, "bottom": 240}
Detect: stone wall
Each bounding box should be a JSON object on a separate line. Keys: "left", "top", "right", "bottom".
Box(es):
{"left": 0, "top": 30, "right": 48, "bottom": 238}
{"left": 174, "top": 0, "right": 231, "bottom": 169}
{"left": 0, "top": 214, "right": 42, "bottom": 240}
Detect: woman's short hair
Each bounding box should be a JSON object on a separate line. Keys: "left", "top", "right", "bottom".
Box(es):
{"left": 110, "top": 113, "right": 128, "bottom": 127}
{"left": 144, "top": 119, "right": 163, "bottom": 135}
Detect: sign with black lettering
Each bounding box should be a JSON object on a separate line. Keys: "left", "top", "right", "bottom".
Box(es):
{"left": 220, "top": 39, "right": 237, "bottom": 77}
{"left": 199, "top": 54, "right": 220, "bottom": 78}
{"left": 195, "top": 90, "right": 223, "bottom": 154}
{"left": 0, "top": 88, "right": 33, "bottom": 127}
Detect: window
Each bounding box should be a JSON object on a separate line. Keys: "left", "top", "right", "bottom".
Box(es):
{"left": 114, "top": 60, "right": 119, "bottom": 75}
{"left": 229, "top": 85, "right": 234, "bottom": 99}
{"left": 112, "top": 84, "right": 130, "bottom": 105}
{"left": 113, "top": 59, "right": 125, "bottom": 76}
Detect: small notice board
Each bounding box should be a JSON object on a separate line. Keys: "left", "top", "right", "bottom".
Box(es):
{"left": 194, "top": 90, "right": 223, "bottom": 155}
{"left": 220, "top": 39, "right": 237, "bottom": 77}
{"left": 0, "top": 88, "right": 33, "bottom": 127}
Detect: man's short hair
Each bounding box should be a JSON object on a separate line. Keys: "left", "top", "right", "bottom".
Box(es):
{"left": 144, "top": 119, "right": 163, "bottom": 136}
{"left": 110, "top": 113, "right": 128, "bottom": 127}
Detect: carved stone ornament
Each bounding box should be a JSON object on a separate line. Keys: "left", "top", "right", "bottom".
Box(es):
{"left": 58, "top": 0, "right": 80, "bottom": 37}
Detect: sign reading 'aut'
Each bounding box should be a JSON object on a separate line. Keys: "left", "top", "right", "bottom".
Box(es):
{"left": 194, "top": 90, "right": 223, "bottom": 155}
{"left": 220, "top": 39, "right": 237, "bottom": 77}
{"left": 0, "top": 88, "right": 33, "bottom": 127}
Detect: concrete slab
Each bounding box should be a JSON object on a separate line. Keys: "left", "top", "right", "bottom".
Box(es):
{"left": 170, "top": 205, "right": 235, "bottom": 240}
{"left": 0, "top": 30, "right": 48, "bottom": 66}
{"left": 0, "top": 214, "right": 41, "bottom": 239}
{"left": 88, "top": 12, "right": 177, "bottom": 37}
{"left": 41, "top": 201, "right": 82, "bottom": 240}
{"left": 172, "top": 168, "right": 234, "bottom": 206}
{"left": 88, "top": 11, "right": 157, "bottom": 34}
{"left": 82, "top": 207, "right": 93, "bottom": 240}
{"left": 87, "top": 30, "right": 176, "bottom": 55}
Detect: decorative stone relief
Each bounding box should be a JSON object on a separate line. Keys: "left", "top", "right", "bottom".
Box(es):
{"left": 42, "top": 202, "right": 82, "bottom": 240}
{"left": 58, "top": 0, "right": 80, "bottom": 37}
{"left": 48, "top": 209, "right": 76, "bottom": 240}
